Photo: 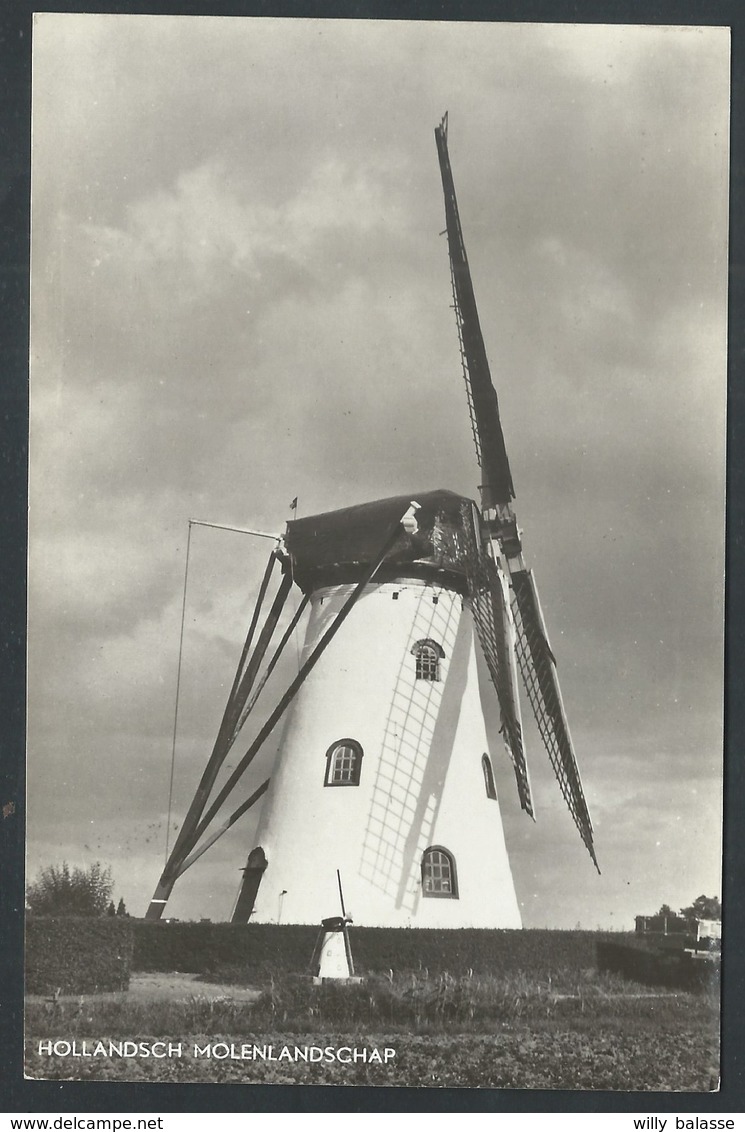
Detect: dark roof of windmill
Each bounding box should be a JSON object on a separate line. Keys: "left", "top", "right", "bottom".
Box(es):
{"left": 285, "top": 488, "right": 476, "bottom": 592}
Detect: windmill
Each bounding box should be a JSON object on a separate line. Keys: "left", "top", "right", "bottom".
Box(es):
{"left": 145, "top": 113, "right": 598, "bottom": 927}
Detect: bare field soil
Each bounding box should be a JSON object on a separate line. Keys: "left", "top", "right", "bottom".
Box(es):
{"left": 24, "top": 971, "right": 720, "bottom": 1091}
{"left": 26, "top": 972, "right": 261, "bottom": 1005}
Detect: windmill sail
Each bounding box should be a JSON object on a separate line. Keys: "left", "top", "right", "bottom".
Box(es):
{"left": 434, "top": 112, "right": 514, "bottom": 511}
{"left": 435, "top": 112, "right": 598, "bottom": 869}
{"left": 459, "top": 501, "right": 533, "bottom": 817}
{"left": 510, "top": 567, "right": 597, "bottom": 869}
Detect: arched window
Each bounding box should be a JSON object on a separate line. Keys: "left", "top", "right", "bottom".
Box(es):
{"left": 481, "top": 753, "right": 497, "bottom": 800}
{"left": 421, "top": 846, "right": 458, "bottom": 898}
{"left": 411, "top": 638, "right": 445, "bottom": 681}
{"left": 324, "top": 739, "right": 363, "bottom": 787}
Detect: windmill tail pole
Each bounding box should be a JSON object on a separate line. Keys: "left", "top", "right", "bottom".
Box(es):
{"left": 187, "top": 508, "right": 409, "bottom": 848}
{"left": 173, "top": 778, "right": 271, "bottom": 880}
{"left": 151, "top": 776, "right": 273, "bottom": 914}
{"left": 145, "top": 548, "right": 281, "bottom": 921}
{"left": 146, "top": 507, "right": 408, "bottom": 920}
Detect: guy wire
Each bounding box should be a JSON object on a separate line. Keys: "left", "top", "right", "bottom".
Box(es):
{"left": 164, "top": 520, "right": 193, "bottom": 866}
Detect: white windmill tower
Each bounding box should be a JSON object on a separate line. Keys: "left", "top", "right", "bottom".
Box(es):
{"left": 146, "top": 114, "right": 598, "bottom": 927}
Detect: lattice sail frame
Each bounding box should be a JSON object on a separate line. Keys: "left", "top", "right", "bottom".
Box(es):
{"left": 509, "top": 567, "right": 598, "bottom": 869}
{"left": 459, "top": 503, "right": 533, "bottom": 817}
{"left": 436, "top": 113, "right": 598, "bottom": 870}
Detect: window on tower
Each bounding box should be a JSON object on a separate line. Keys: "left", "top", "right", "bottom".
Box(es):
{"left": 411, "top": 638, "right": 445, "bottom": 681}
{"left": 421, "top": 846, "right": 458, "bottom": 898}
{"left": 324, "top": 739, "right": 364, "bottom": 787}
{"left": 482, "top": 753, "right": 497, "bottom": 800}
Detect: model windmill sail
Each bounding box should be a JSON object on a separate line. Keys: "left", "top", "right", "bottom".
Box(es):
{"left": 434, "top": 112, "right": 598, "bottom": 870}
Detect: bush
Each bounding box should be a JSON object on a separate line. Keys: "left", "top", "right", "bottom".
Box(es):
{"left": 26, "top": 917, "right": 133, "bottom": 994}
{"left": 596, "top": 939, "right": 720, "bottom": 992}
{"left": 26, "top": 862, "right": 114, "bottom": 918}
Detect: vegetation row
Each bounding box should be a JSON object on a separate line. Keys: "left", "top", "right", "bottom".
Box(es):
{"left": 132, "top": 922, "right": 628, "bottom": 980}
{"left": 26, "top": 917, "right": 134, "bottom": 995}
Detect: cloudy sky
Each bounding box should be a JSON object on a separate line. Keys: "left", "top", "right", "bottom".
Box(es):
{"left": 28, "top": 16, "right": 729, "bottom": 929}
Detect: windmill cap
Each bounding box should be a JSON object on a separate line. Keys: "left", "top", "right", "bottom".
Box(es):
{"left": 285, "top": 488, "right": 476, "bottom": 594}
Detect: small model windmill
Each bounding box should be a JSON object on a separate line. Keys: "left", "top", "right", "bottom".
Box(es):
{"left": 146, "top": 114, "right": 597, "bottom": 927}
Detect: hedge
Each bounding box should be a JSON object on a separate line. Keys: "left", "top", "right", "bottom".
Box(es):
{"left": 133, "top": 921, "right": 631, "bottom": 978}
{"left": 596, "top": 938, "right": 720, "bottom": 992}
{"left": 133, "top": 922, "right": 318, "bottom": 976}
{"left": 352, "top": 927, "right": 626, "bottom": 977}
{"left": 26, "top": 917, "right": 133, "bottom": 994}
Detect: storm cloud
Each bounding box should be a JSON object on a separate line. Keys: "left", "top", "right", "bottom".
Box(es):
{"left": 28, "top": 16, "right": 728, "bottom": 926}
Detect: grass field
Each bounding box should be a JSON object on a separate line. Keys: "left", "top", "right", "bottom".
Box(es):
{"left": 24, "top": 969, "right": 720, "bottom": 1090}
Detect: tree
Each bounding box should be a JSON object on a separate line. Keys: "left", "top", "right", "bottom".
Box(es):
{"left": 680, "top": 894, "right": 721, "bottom": 921}
{"left": 116, "top": 898, "right": 128, "bottom": 917}
{"left": 26, "top": 861, "right": 114, "bottom": 918}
